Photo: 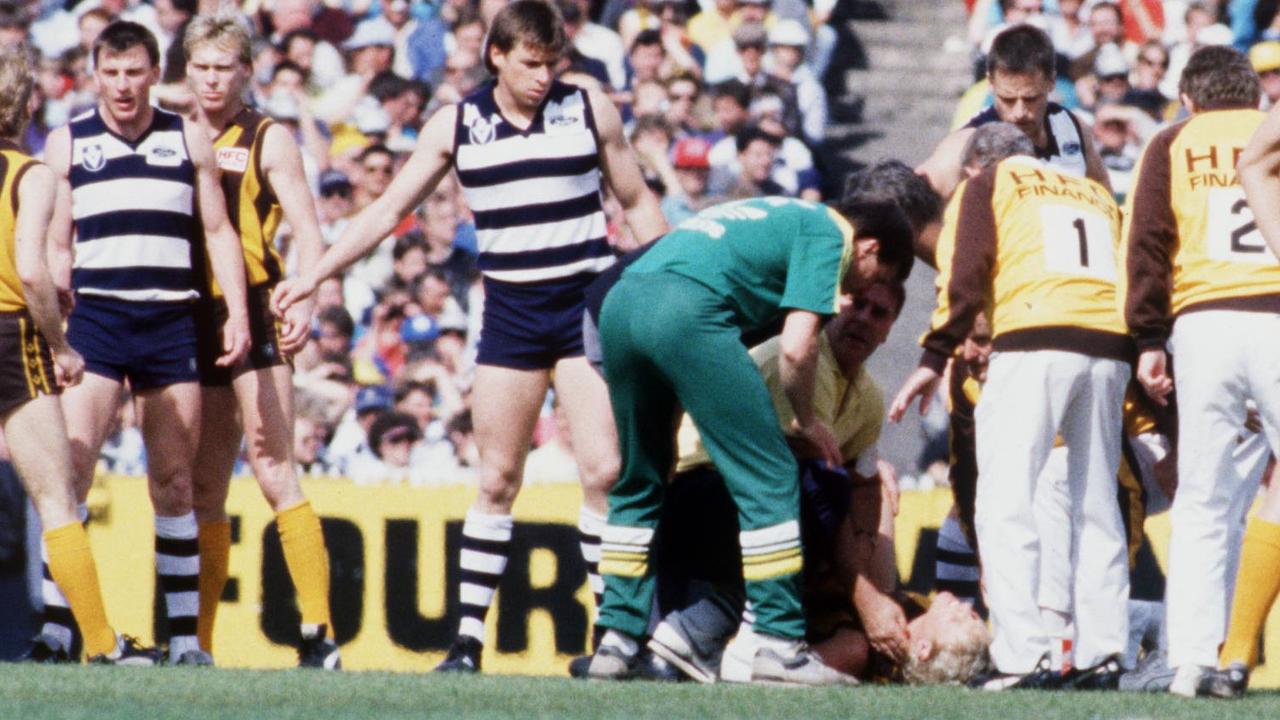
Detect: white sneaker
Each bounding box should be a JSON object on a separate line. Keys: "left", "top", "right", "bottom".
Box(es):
{"left": 719, "top": 626, "right": 758, "bottom": 683}
{"left": 721, "top": 630, "right": 857, "bottom": 687}
{"left": 1169, "top": 664, "right": 1210, "bottom": 698}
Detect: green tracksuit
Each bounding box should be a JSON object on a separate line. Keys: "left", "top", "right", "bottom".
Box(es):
{"left": 596, "top": 197, "right": 854, "bottom": 640}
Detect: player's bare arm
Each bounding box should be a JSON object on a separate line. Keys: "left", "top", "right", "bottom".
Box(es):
{"left": 1239, "top": 102, "right": 1280, "bottom": 261}
{"left": 273, "top": 104, "right": 458, "bottom": 314}
{"left": 185, "top": 120, "right": 250, "bottom": 366}
{"left": 779, "top": 309, "right": 841, "bottom": 467}
{"left": 260, "top": 122, "right": 325, "bottom": 354}
{"left": 916, "top": 127, "right": 974, "bottom": 203}
{"left": 586, "top": 84, "right": 668, "bottom": 246}
{"left": 16, "top": 163, "right": 83, "bottom": 388}
{"left": 41, "top": 126, "right": 75, "bottom": 317}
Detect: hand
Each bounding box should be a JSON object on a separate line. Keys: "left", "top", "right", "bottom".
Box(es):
{"left": 859, "top": 593, "right": 909, "bottom": 662}
{"left": 1246, "top": 407, "right": 1263, "bottom": 434}
{"left": 272, "top": 276, "right": 316, "bottom": 318}
{"left": 278, "top": 296, "right": 314, "bottom": 356}
{"left": 889, "top": 366, "right": 942, "bottom": 423}
{"left": 1136, "top": 348, "right": 1173, "bottom": 406}
{"left": 877, "top": 460, "right": 900, "bottom": 516}
{"left": 217, "top": 313, "right": 250, "bottom": 368}
{"left": 51, "top": 346, "right": 84, "bottom": 388}
{"left": 794, "top": 418, "right": 842, "bottom": 468}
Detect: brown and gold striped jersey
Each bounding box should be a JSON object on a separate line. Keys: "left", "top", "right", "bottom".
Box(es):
{"left": 0, "top": 140, "right": 36, "bottom": 312}
{"left": 1121, "top": 108, "right": 1280, "bottom": 350}
{"left": 206, "top": 108, "right": 283, "bottom": 298}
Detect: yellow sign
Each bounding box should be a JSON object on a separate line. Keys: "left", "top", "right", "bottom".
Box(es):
{"left": 87, "top": 479, "right": 1280, "bottom": 685}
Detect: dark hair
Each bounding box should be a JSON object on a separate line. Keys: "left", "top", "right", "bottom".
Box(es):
{"left": 413, "top": 268, "right": 450, "bottom": 295}
{"left": 394, "top": 379, "right": 436, "bottom": 404}
{"left": 842, "top": 160, "right": 943, "bottom": 237}
{"left": 392, "top": 232, "right": 428, "bottom": 261}
{"left": 1090, "top": 1, "right": 1122, "bottom": 23}
{"left": 279, "top": 28, "right": 318, "bottom": 53}
{"left": 367, "top": 411, "right": 421, "bottom": 458}
{"left": 317, "top": 305, "right": 355, "bottom": 338}
{"left": 630, "top": 113, "right": 673, "bottom": 142}
{"left": 986, "top": 24, "right": 1055, "bottom": 80}
{"left": 93, "top": 21, "right": 160, "bottom": 67}
{"left": 484, "top": 0, "right": 568, "bottom": 75}
{"left": 712, "top": 79, "right": 752, "bottom": 109}
{"left": 172, "top": 0, "right": 199, "bottom": 16}
{"left": 271, "top": 59, "right": 306, "bottom": 81}
{"left": 0, "top": 2, "right": 30, "bottom": 30}
{"left": 666, "top": 73, "right": 702, "bottom": 94}
{"left": 1179, "top": 45, "right": 1260, "bottom": 110}
{"left": 831, "top": 199, "right": 916, "bottom": 283}
{"left": 357, "top": 143, "right": 394, "bottom": 164}
{"left": 734, "top": 123, "right": 781, "bottom": 153}
{"left": 631, "top": 29, "right": 663, "bottom": 53}
{"left": 883, "top": 282, "right": 907, "bottom": 317}
{"left": 369, "top": 71, "right": 409, "bottom": 102}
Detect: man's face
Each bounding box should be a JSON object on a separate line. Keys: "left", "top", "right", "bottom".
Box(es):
{"left": 315, "top": 321, "right": 351, "bottom": 354}
{"left": 961, "top": 314, "right": 993, "bottom": 382}
{"left": 272, "top": 0, "right": 314, "bottom": 35}
{"left": 845, "top": 237, "right": 896, "bottom": 291}
{"left": 738, "top": 43, "right": 764, "bottom": 76}
{"left": 358, "top": 151, "right": 395, "bottom": 196}
{"left": 455, "top": 21, "right": 485, "bottom": 57}
{"left": 187, "top": 43, "right": 249, "bottom": 116}
{"left": 95, "top": 44, "right": 159, "bottom": 125}
{"left": 1088, "top": 5, "right": 1122, "bottom": 45}
{"left": 377, "top": 426, "right": 415, "bottom": 468}
{"left": 906, "top": 591, "right": 988, "bottom": 656}
{"left": 989, "top": 69, "right": 1051, "bottom": 140}
{"left": 155, "top": 0, "right": 189, "bottom": 34}
{"left": 737, "top": 2, "right": 768, "bottom": 23}
{"left": 394, "top": 247, "right": 426, "bottom": 283}
{"left": 396, "top": 388, "right": 434, "bottom": 428}
{"left": 491, "top": 41, "right": 558, "bottom": 110}
{"left": 676, "top": 167, "right": 708, "bottom": 197}
{"left": 826, "top": 283, "right": 898, "bottom": 373}
{"left": 1004, "top": 0, "right": 1043, "bottom": 24}
{"left": 739, "top": 138, "right": 775, "bottom": 183}
{"left": 416, "top": 275, "right": 451, "bottom": 314}
{"left": 285, "top": 35, "right": 315, "bottom": 70}
{"left": 352, "top": 44, "right": 393, "bottom": 75}
{"left": 630, "top": 43, "right": 664, "bottom": 82}
{"left": 1097, "top": 73, "right": 1129, "bottom": 102}
{"left": 714, "top": 95, "right": 748, "bottom": 132}
{"left": 294, "top": 417, "right": 327, "bottom": 464}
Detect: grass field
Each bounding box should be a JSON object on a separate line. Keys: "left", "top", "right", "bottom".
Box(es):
{"left": 2, "top": 667, "right": 1278, "bottom": 720}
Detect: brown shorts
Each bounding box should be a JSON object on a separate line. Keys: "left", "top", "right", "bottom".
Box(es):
{"left": 0, "top": 311, "right": 58, "bottom": 415}
{"left": 195, "top": 283, "right": 286, "bottom": 387}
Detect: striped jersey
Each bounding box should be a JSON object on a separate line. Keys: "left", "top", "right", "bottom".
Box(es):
{"left": 1120, "top": 107, "right": 1280, "bottom": 351}
{"left": 453, "top": 81, "right": 613, "bottom": 283}
{"left": 0, "top": 140, "right": 37, "bottom": 312}
{"left": 965, "top": 102, "right": 1088, "bottom": 178}
{"left": 68, "top": 108, "right": 199, "bottom": 303}
{"left": 207, "top": 108, "right": 283, "bottom": 298}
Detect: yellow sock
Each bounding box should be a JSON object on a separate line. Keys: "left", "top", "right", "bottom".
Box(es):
{"left": 197, "top": 520, "right": 231, "bottom": 654}
{"left": 44, "top": 522, "right": 117, "bottom": 658}
{"left": 277, "top": 501, "right": 332, "bottom": 634}
{"left": 1221, "top": 517, "right": 1280, "bottom": 667}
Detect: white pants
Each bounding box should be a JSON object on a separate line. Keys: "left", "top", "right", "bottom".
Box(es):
{"left": 1166, "top": 311, "right": 1280, "bottom": 668}
{"left": 975, "top": 350, "right": 1130, "bottom": 672}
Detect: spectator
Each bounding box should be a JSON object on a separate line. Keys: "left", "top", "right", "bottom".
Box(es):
{"left": 388, "top": 233, "right": 429, "bottom": 293}
{"left": 654, "top": 0, "right": 704, "bottom": 79}
{"left": 626, "top": 28, "right": 666, "bottom": 92}
{"left": 630, "top": 112, "right": 675, "bottom": 193}
{"left": 724, "top": 124, "right": 786, "bottom": 198}
{"left": 568, "top": 0, "right": 626, "bottom": 89}
{"left": 619, "top": 0, "right": 662, "bottom": 51}
{"left": 664, "top": 74, "right": 706, "bottom": 137}
{"left": 268, "top": 0, "right": 345, "bottom": 88}
{"left": 1091, "top": 102, "right": 1149, "bottom": 200}
{"left": 350, "top": 411, "right": 421, "bottom": 485}
{"left": 688, "top": 0, "right": 738, "bottom": 51}
{"left": 727, "top": 23, "right": 801, "bottom": 135}
{"left": 295, "top": 411, "right": 335, "bottom": 477}
{"left": 328, "top": 384, "right": 393, "bottom": 474}
{"left": 657, "top": 135, "right": 721, "bottom": 224}
{"left": 317, "top": 169, "right": 354, "bottom": 246}
{"left": 1252, "top": 40, "right": 1280, "bottom": 108}
{"left": 418, "top": 186, "right": 478, "bottom": 308}
{"left": 1076, "top": 43, "right": 1131, "bottom": 114}
{"left": 1047, "top": 0, "right": 1092, "bottom": 58}
{"left": 315, "top": 17, "right": 396, "bottom": 125}
{"left": 703, "top": 0, "right": 774, "bottom": 82}
{"left": 1126, "top": 40, "right": 1172, "bottom": 116}
{"left": 382, "top": 0, "right": 419, "bottom": 79}
{"left": 706, "top": 78, "right": 752, "bottom": 149}
{"left": 558, "top": 0, "right": 612, "bottom": 87}
{"left": 1069, "top": 1, "right": 1131, "bottom": 80}
{"left": 766, "top": 18, "right": 826, "bottom": 145}
{"left": 0, "top": 1, "right": 30, "bottom": 50}
{"left": 746, "top": 93, "right": 821, "bottom": 199}
{"left": 1161, "top": 2, "right": 1234, "bottom": 99}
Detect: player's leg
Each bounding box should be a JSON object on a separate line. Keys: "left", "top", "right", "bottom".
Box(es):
{"left": 136, "top": 380, "right": 204, "bottom": 662}
{"left": 1032, "top": 445, "right": 1073, "bottom": 672}
{"left": 5, "top": 392, "right": 120, "bottom": 660}
{"left": 1164, "top": 312, "right": 1256, "bottom": 689}
{"left": 973, "top": 350, "right": 1066, "bottom": 677}
{"left": 552, "top": 355, "right": 620, "bottom": 617}
{"left": 434, "top": 363, "right": 549, "bottom": 671}
{"left": 1059, "top": 356, "right": 1129, "bottom": 675}
{"left": 934, "top": 510, "right": 982, "bottom": 607}
{"left": 191, "top": 384, "right": 239, "bottom": 655}
{"left": 232, "top": 362, "right": 337, "bottom": 665}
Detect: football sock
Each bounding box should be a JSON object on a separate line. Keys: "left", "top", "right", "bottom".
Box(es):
{"left": 935, "top": 514, "right": 982, "bottom": 604}
{"left": 1221, "top": 517, "right": 1280, "bottom": 668}
{"left": 276, "top": 501, "right": 332, "bottom": 634}
{"left": 43, "top": 521, "right": 116, "bottom": 658}
{"left": 577, "top": 507, "right": 605, "bottom": 612}
{"left": 1040, "top": 607, "right": 1072, "bottom": 672}
{"left": 196, "top": 519, "right": 231, "bottom": 654}
{"left": 456, "top": 509, "right": 513, "bottom": 643}
{"left": 40, "top": 503, "right": 88, "bottom": 653}
{"left": 155, "top": 512, "right": 201, "bottom": 658}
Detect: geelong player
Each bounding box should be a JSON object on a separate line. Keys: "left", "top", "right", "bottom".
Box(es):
{"left": 915, "top": 24, "right": 1111, "bottom": 264}
{"left": 183, "top": 16, "right": 337, "bottom": 668}
{"left": 1121, "top": 46, "right": 1279, "bottom": 698}
{"left": 40, "top": 21, "right": 250, "bottom": 665}
{"left": 273, "top": 0, "right": 667, "bottom": 672}
{"left": 0, "top": 47, "right": 158, "bottom": 667}
{"left": 893, "top": 122, "right": 1133, "bottom": 690}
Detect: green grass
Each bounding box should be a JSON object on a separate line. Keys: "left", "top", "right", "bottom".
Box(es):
{"left": 1, "top": 666, "right": 1277, "bottom": 719}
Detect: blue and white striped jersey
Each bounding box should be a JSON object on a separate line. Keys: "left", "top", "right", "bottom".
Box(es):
{"left": 69, "top": 108, "right": 200, "bottom": 303}
{"left": 453, "top": 81, "right": 614, "bottom": 283}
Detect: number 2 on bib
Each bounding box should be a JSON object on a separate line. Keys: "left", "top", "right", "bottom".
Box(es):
{"left": 1206, "top": 188, "right": 1272, "bottom": 264}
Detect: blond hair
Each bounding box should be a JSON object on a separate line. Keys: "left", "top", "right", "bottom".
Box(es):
{"left": 184, "top": 14, "right": 252, "bottom": 66}
{"left": 0, "top": 48, "right": 32, "bottom": 140}
{"left": 901, "top": 627, "right": 991, "bottom": 685}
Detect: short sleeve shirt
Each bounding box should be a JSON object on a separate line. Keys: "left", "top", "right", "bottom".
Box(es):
{"left": 626, "top": 197, "right": 854, "bottom": 333}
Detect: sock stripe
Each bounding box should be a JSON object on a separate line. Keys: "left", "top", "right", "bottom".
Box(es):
{"left": 168, "top": 617, "right": 199, "bottom": 636}
{"left": 460, "top": 549, "right": 508, "bottom": 575}
{"left": 454, "top": 519, "right": 513, "bottom": 644}
{"left": 44, "top": 604, "right": 75, "bottom": 625}
{"left": 156, "top": 515, "right": 201, "bottom": 656}
{"left": 156, "top": 537, "right": 200, "bottom": 556}
{"left": 460, "top": 537, "right": 513, "bottom": 557}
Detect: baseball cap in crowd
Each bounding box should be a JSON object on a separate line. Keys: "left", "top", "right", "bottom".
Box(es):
{"left": 345, "top": 17, "right": 395, "bottom": 51}
{"left": 732, "top": 23, "right": 768, "bottom": 49}
{"left": 1252, "top": 41, "right": 1280, "bottom": 74}
{"left": 1093, "top": 44, "right": 1129, "bottom": 79}
{"left": 353, "top": 103, "right": 391, "bottom": 135}
{"left": 401, "top": 314, "right": 440, "bottom": 346}
{"left": 672, "top": 136, "right": 711, "bottom": 169}
{"left": 768, "top": 19, "right": 809, "bottom": 48}
{"left": 263, "top": 91, "right": 300, "bottom": 121}
{"left": 355, "top": 385, "right": 393, "bottom": 414}
{"left": 318, "top": 169, "right": 352, "bottom": 196}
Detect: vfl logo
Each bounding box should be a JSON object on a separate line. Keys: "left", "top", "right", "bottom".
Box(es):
{"left": 462, "top": 103, "right": 498, "bottom": 145}
{"left": 217, "top": 147, "right": 250, "bottom": 173}
{"left": 81, "top": 144, "right": 105, "bottom": 172}
{"left": 1063, "top": 141, "right": 1081, "bottom": 156}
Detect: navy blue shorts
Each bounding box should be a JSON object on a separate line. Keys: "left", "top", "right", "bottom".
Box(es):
{"left": 67, "top": 295, "right": 200, "bottom": 391}
{"left": 476, "top": 272, "right": 598, "bottom": 370}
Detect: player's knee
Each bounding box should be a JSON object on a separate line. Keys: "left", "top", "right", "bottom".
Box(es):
{"left": 477, "top": 465, "right": 521, "bottom": 509}
{"left": 577, "top": 452, "right": 620, "bottom": 494}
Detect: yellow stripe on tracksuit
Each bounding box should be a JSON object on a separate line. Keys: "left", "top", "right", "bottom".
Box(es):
{"left": 742, "top": 547, "right": 803, "bottom": 581}
{"left": 600, "top": 550, "right": 649, "bottom": 578}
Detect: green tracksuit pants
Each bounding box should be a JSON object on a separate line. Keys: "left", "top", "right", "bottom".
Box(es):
{"left": 595, "top": 272, "right": 805, "bottom": 641}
